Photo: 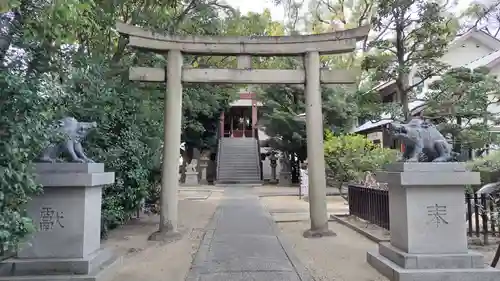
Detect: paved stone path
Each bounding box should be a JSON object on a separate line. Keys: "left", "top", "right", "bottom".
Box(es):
{"left": 185, "top": 187, "right": 313, "bottom": 281}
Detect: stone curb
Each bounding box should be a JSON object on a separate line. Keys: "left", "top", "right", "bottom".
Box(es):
{"left": 257, "top": 192, "right": 342, "bottom": 198}
{"left": 184, "top": 206, "right": 221, "bottom": 281}
{"left": 258, "top": 193, "right": 300, "bottom": 197}
{"left": 274, "top": 214, "right": 349, "bottom": 224}
{"left": 262, "top": 208, "right": 316, "bottom": 281}
{"left": 329, "top": 215, "right": 390, "bottom": 244}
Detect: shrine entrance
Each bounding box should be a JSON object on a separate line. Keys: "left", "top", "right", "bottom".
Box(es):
{"left": 224, "top": 106, "right": 253, "bottom": 138}
{"left": 116, "top": 22, "right": 369, "bottom": 238}
{"left": 222, "top": 92, "right": 261, "bottom": 138}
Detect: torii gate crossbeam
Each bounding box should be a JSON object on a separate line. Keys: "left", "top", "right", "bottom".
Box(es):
{"left": 116, "top": 22, "right": 370, "bottom": 239}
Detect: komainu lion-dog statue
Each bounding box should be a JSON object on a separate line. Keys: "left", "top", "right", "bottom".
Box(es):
{"left": 388, "top": 118, "right": 456, "bottom": 162}
{"left": 37, "top": 117, "right": 97, "bottom": 163}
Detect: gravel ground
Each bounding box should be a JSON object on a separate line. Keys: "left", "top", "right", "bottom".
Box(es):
{"left": 103, "top": 190, "right": 223, "bottom": 281}
{"left": 278, "top": 220, "right": 389, "bottom": 281}
{"left": 260, "top": 195, "right": 349, "bottom": 213}
{"left": 254, "top": 185, "right": 345, "bottom": 196}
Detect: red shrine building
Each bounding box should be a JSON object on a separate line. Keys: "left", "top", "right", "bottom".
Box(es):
{"left": 219, "top": 91, "right": 262, "bottom": 139}
{"left": 216, "top": 89, "right": 264, "bottom": 184}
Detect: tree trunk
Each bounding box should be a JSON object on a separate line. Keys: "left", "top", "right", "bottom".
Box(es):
{"left": 395, "top": 12, "right": 410, "bottom": 121}
{"left": 454, "top": 116, "right": 462, "bottom": 157}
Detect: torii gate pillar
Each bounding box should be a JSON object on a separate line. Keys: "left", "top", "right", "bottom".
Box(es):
{"left": 165, "top": 50, "right": 183, "bottom": 235}
{"left": 303, "top": 51, "right": 334, "bottom": 237}
{"left": 116, "top": 22, "right": 370, "bottom": 239}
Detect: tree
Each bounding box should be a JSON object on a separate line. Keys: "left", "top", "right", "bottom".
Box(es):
{"left": 307, "top": 0, "right": 374, "bottom": 52}
{"left": 260, "top": 85, "right": 308, "bottom": 160}
{"left": 0, "top": 0, "right": 93, "bottom": 253}
{"left": 0, "top": 70, "right": 60, "bottom": 254}
{"left": 423, "top": 67, "right": 500, "bottom": 154}
{"left": 362, "top": 0, "right": 460, "bottom": 120}
{"left": 0, "top": 0, "right": 266, "bottom": 248}
{"left": 460, "top": 1, "right": 500, "bottom": 37}
{"left": 323, "top": 131, "right": 398, "bottom": 198}
{"left": 260, "top": 84, "right": 358, "bottom": 161}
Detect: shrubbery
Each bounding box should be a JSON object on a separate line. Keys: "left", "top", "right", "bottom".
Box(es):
{"left": 323, "top": 131, "right": 398, "bottom": 195}
{"left": 467, "top": 151, "right": 500, "bottom": 173}
{"left": 466, "top": 150, "right": 500, "bottom": 192}
{"left": 0, "top": 71, "right": 59, "bottom": 254}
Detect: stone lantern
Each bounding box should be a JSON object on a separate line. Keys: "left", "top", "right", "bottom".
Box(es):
{"left": 269, "top": 153, "right": 278, "bottom": 184}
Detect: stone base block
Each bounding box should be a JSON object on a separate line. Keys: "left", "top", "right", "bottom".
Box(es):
{"left": 367, "top": 250, "right": 500, "bottom": 281}
{"left": 278, "top": 172, "right": 292, "bottom": 186}
{"left": 303, "top": 228, "right": 336, "bottom": 238}
{"left": 35, "top": 163, "right": 114, "bottom": 187}
{"left": 185, "top": 172, "right": 199, "bottom": 185}
{"left": 378, "top": 242, "right": 485, "bottom": 269}
{"left": 0, "top": 250, "right": 122, "bottom": 281}
{"left": 0, "top": 249, "right": 114, "bottom": 276}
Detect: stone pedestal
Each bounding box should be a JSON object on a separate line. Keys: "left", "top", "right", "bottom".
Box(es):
{"left": 300, "top": 168, "right": 309, "bottom": 201}
{"left": 199, "top": 156, "right": 209, "bottom": 185}
{"left": 185, "top": 171, "right": 199, "bottom": 185}
{"left": 278, "top": 171, "right": 292, "bottom": 186}
{"left": 0, "top": 163, "right": 121, "bottom": 281}
{"left": 269, "top": 155, "right": 278, "bottom": 184}
{"left": 367, "top": 162, "right": 500, "bottom": 281}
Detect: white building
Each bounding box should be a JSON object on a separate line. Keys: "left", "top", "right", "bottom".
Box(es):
{"left": 354, "top": 29, "right": 500, "bottom": 149}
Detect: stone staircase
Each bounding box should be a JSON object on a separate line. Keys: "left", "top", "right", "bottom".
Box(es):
{"left": 217, "top": 138, "right": 262, "bottom": 184}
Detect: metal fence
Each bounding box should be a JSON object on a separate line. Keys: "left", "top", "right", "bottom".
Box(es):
{"left": 465, "top": 193, "right": 500, "bottom": 245}
{"left": 348, "top": 185, "right": 390, "bottom": 230}
{"left": 347, "top": 184, "right": 500, "bottom": 245}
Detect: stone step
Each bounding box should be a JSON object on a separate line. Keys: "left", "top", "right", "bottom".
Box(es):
{"left": 218, "top": 177, "right": 261, "bottom": 180}
{"left": 219, "top": 160, "right": 258, "bottom": 163}
{"left": 220, "top": 152, "right": 257, "bottom": 155}
{"left": 218, "top": 173, "right": 260, "bottom": 178}
{"left": 218, "top": 167, "right": 259, "bottom": 171}
{"left": 217, "top": 179, "right": 262, "bottom": 184}
{"left": 218, "top": 170, "right": 259, "bottom": 174}
{"left": 218, "top": 166, "right": 259, "bottom": 170}
{"left": 215, "top": 182, "right": 264, "bottom": 187}
{"left": 219, "top": 160, "right": 258, "bottom": 164}
{"left": 219, "top": 153, "right": 259, "bottom": 156}
{"left": 221, "top": 152, "right": 257, "bottom": 155}
{"left": 217, "top": 137, "right": 261, "bottom": 184}
{"left": 221, "top": 145, "right": 257, "bottom": 148}
{"left": 218, "top": 171, "right": 259, "bottom": 174}
{"left": 221, "top": 138, "right": 257, "bottom": 143}
{"left": 219, "top": 174, "right": 260, "bottom": 177}
{"left": 220, "top": 149, "right": 257, "bottom": 153}
{"left": 221, "top": 147, "right": 258, "bottom": 150}
{"left": 220, "top": 153, "right": 258, "bottom": 156}
{"left": 218, "top": 173, "right": 259, "bottom": 177}
{"left": 218, "top": 165, "right": 259, "bottom": 168}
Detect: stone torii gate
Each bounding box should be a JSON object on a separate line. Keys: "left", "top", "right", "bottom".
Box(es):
{"left": 116, "top": 22, "right": 369, "bottom": 239}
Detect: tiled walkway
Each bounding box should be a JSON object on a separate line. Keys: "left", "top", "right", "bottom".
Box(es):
{"left": 185, "top": 187, "right": 312, "bottom": 281}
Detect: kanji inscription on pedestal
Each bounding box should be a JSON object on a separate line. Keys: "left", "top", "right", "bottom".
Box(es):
{"left": 39, "top": 206, "right": 65, "bottom": 231}
{"left": 426, "top": 204, "right": 448, "bottom": 228}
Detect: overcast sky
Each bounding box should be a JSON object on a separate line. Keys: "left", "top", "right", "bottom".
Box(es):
{"left": 225, "top": 0, "right": 286, "bottom": 20}
{"left": 225, "top": 0, "right": 474, "bottom": 22}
